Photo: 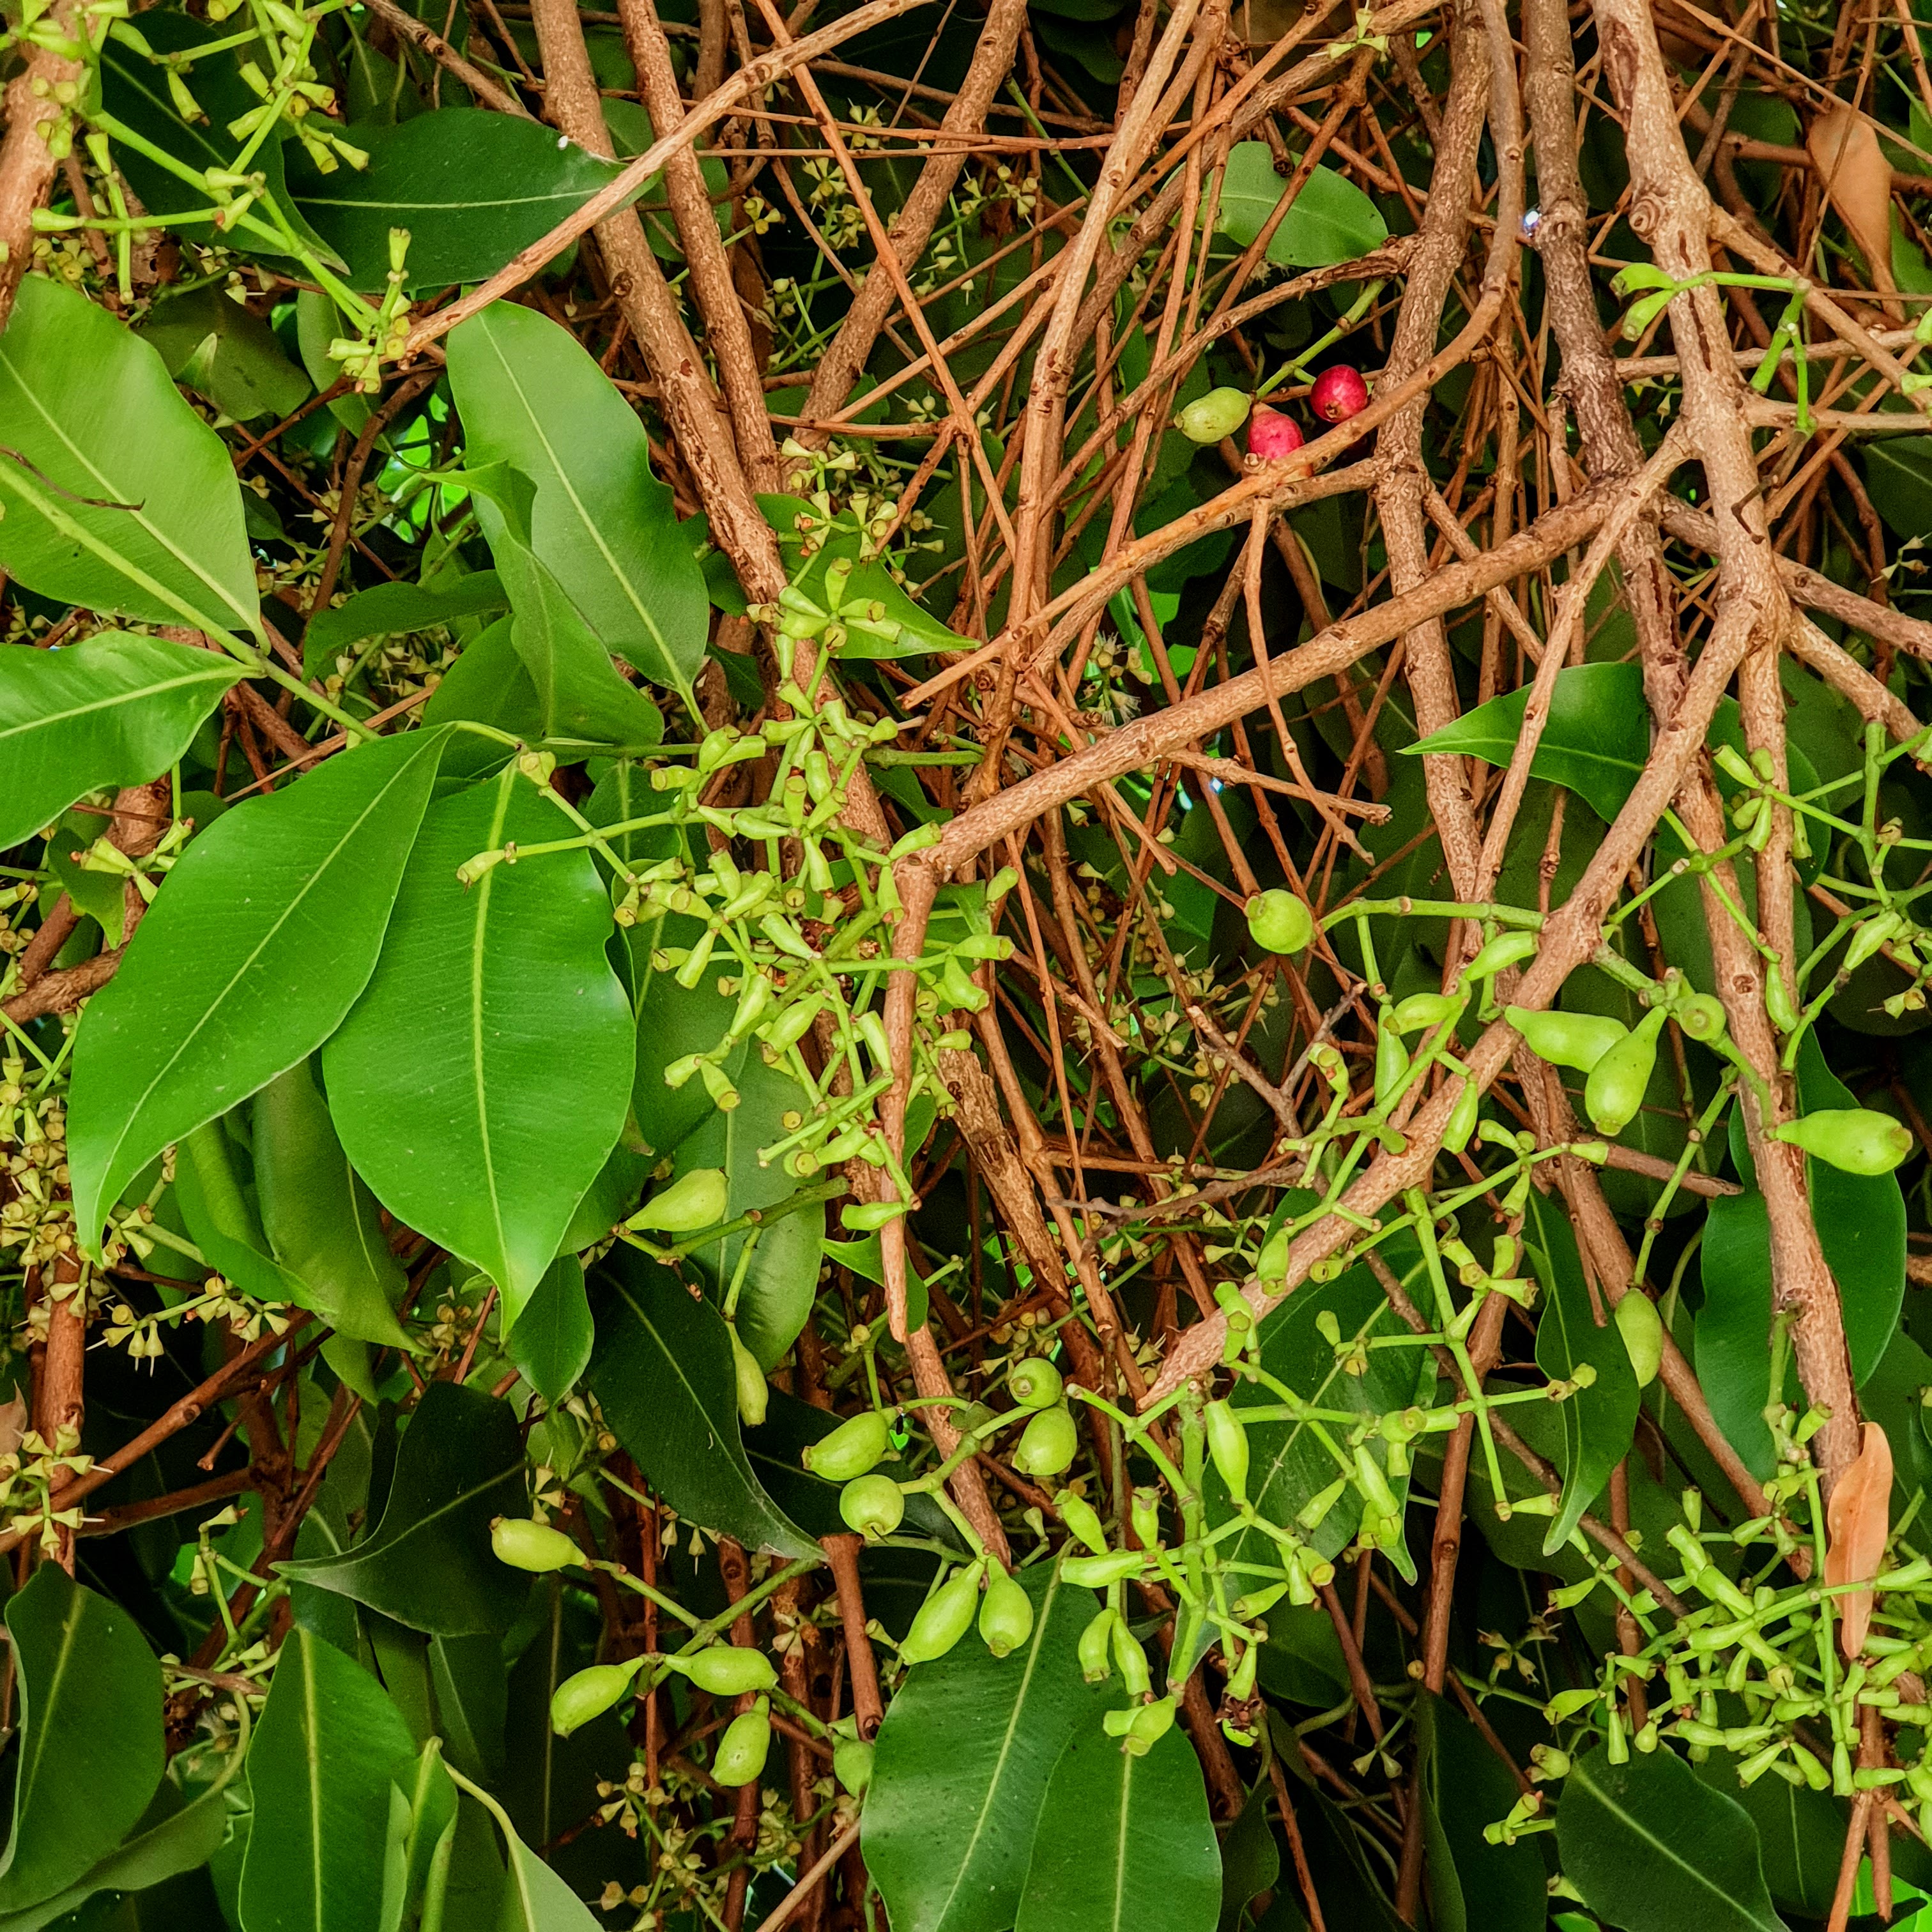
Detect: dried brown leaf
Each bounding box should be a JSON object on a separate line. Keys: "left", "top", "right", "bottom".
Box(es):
{"left": 1825, "top": 1420, "right": 1894, "bottom": 1658}
{"left": 1807, "top": 105, "right": 1901, "bottom": 318}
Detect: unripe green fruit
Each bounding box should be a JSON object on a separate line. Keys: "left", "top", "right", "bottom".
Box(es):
{"left": 1062, "top": 1549, "right": 1145, "bottom": 1588}
{"left": 1008, "top": 1357, "right": 1064, "bottom": 1411}
{"left": 1506, "top": 1006, "right": 1627, "bottom": 1074}
{"left": 631, "top": 1166, "right": 728, "bottom": 1232}
{"left": 1673, "top": 992, "right": 1728, "bottom": 1042}
{"left": 1390, "top": 992, "right": 1459, "bottom": 1033}
{"left": 978, "top": 1568, "right": 1034, "bottom": 1657}
{"left": 901, "top": 1563, "right": 983, "bottom": 1665}
{"left": 1373, "top": 1025, "right": 1409, "bottom": 1107}
{"left": 551, "top": 1660, "right": 639, "bottom": 1736}
{"left": 833, "top": 1737, "right": 875, "bottom": 1793}
{"left": 1246, "top": 889, "right": 1314, "bottom": 955}
{"left": 1443, "top": 1077, "right": 1480, "bottom": 1155}
{"left": 1775, "top": 1108, "right": 1915, "bottom": 1176}
{"left": 730, "top": 1328, "right": 769, "bottom": 1429}
{"left": 1079, "top": 1607, "right": 1117, "bottom": 1682}
{"left": 491, "top": 1517, "right": 580, "bottom": 1573}
{"left": 1465, "top": 930, "right": 1539, "bottom": 979}
{"left": 712, "top": 1698, "right": 771, "bottom": 1787}
{"left": 803, "top": 1411, "right": 891, "bottom": 1481}
{"left": 1584, "top": 1008, "right": 1665, "bottom": 1137}
{"left": 675, "top": 1645, "right": 779, "bottom": 1696}
{"left": 1058, "top": 1491, "right": 1108, "bottom": 1554}
{"left": 1012, "top": 1404, "right": 1078, "bottom": 1477}
{"left": 1126, "top": 1695, "right": 1177, "bottom": 1756}
{"left": 1255, "top": 1227, "right": 1289, "bottom": 1282}
{"left": 1205, "top": 1400, "right": 1250, "bottom": 1503}
{"left": 1176, "top": 385, "right": 1251, "bottom": 443}
{"left": 840, "top": 1473, "right": 905, "bottom": 1538}
{"left": 1615, "top": 1293, "right": 1663, "bottom": 1388}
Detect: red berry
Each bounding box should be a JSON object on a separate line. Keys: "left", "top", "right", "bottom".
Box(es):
{"left": 1310, "top": 365, "right": 1369, "bottom": 422}
{"left": 1246, "top": 404, "right": 1304, "bottom": 460}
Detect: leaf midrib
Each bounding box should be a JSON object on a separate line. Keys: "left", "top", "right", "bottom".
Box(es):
{"left": 0, "top": 656, "right": 236, "bottom": 746}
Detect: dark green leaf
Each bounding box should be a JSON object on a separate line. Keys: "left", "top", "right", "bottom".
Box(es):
{"left": 254, "top": 1059, "right": 412, "bottom": 1350}
{"left": 1215, "top": 143, "right": 1388, "bottom": 266}
{"left": 447, "top": 303, "right": 709, "bottom": 702}
{"left": 625, "top": 909, "right": 740, "bottom": 1158}
{"left": 278, "top": 1381, "right": 528, "bottom": 1636}
{"left": 1016, "top": 1719, "right": 1219, "bottom": 1932}
{"left": 1528, "top": 1186, "right": 1640, "bottom": 1553}
{"left": 324, "top": 766, "right": 632, "bottom": 1315}
{"left": 1554, "top": 1745, "right": 1786, "bottom": 1932}
{"left": 0, "top": 276, "right": 259, "bottom": 639}
{"left": 238, "top": 1627, "right": 418, "bottom": 1932}
{"left": 1218, "top": 1779, "right": 1280, "bottom": 1932}
{"left": 673, "top": 1045, "right": 824, "bottom": 1371}
{"left": 303, "top": 572, "right": 508, "bottom": 679}
{"left": 1694, "top": 1756, "right": 1845, "bottom": 1919}
{"left": 288, "top": 111, "right": 629, "bottom": 293}
{"left": 0, "top": 1567, "right": 164, "bottom": 1914}
{"left": 0, "top": 632, "right": 238, "bottom": 850}
{"left": 507, "top": 1254, "right": 595, "bottom": 1402}
{"left": 864, "top": 1565, "right": 1113, "bottom": 1932}
{"left": 447, "top": 1769, "right": 601, "bottom": 1930}
{"left": 588, "top": 1247, "right": 818, "bottom": 1560}
{"left": 66, "top": 726, "right": 449, "bottom": 1251}
{"left": 136, "top": 284, "right": 311, "bottom": 424}
{"left": 1417, "top": 1699, "right": 1544, "bottom": 1932}
{"left": 172, "top": 1114, "right": 313, "bottom": 1307}
{"left": 1863, "top": 434, "right": 1932, "bottom": 537}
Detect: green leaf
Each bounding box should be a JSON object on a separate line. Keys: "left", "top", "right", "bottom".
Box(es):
{"left": 254, "top": 1059, "right": 412, "bottom": 1350}
{"left": 0, "top": 275, "right": 260, "bottom": 639}
{"left": 422, "top": 614, "right": 545, "bottom": 749}
{"left": 0, "top": 1774, "right": 233, "bottom": 1932}
{"left": 447, "top": 303, "right": 709, "bottom": 702}
{"left": 238, "top": 1627, "right": 419, "bottom": 1932}
{"left": 173, "top": 1114, "right": 314, "bottom": 1307}
{"left": 588, "top": 1247, "right": 819, "bottom": 1560}
{"left": 323, "top": 766, "right": 633, "bottom": 1315}
{"left": 626, "top": 908, "right": 742, "bottom": 1158}
{"left": 136, "top": 284, "right": 312, "bottom": 424}
{"left": 278, "top": 1381, "right": 529, "bottom": 1636}
{"left": 1698, "top": 1036, "right": 1903, "bottom": 1475}
{"left": 1554, "top": 1745, "right": 1787, "bottom": 1932}
{"left": 1217, "top": 1779, "right": 1280, "bottom": 1932}
{"left": 461, "top": 468, "right": 666, "bottom": 755}
{"left": 1694, "top": 1756, "right": 1845, "bottom": 1919}
{"left": 288, "top": 111, "right": 631, "bottom": 293}
{"left": 507, "top": 1253, "right": 595, "bottom": 1402}
{"left": 445, "top": 1765, "right": 601, "bottom": 1931}
{"left": 0, "top": 1567, "right": 165, "bottom": 1915}
{"left": 1416, "top": 1699, "right": 1545, "bottom": 1932}
{"left": 1863, "top": 434, "right": 1932, "bottom": 537}
{"left": 0, "top": 632, "right": 238, "bottom": 850}
{"left": 1015, "top": 1718, "right": 1218, "bottom": 1932}
{"left": 1215, "top": 143, "right": 1389, "bottom": 266}
{"left": 303, "top": 572, "right": 507, "bottom": 679}
{"left": 1528, "top": 1185, "right": 1639, "bottom": 1554}
{"left": 66, "top": 726, "right": 449, "bottom": 1252}
{"left": 865, "top": 1564, "right": 1114, "bottom": 1932}
{"left": 672, "top": 1044, "right": 824, "bottom": 1371}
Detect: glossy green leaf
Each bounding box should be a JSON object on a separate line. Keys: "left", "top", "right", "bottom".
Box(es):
{"left": 1864, "top": 434, "right": 1932, "bottom": 537}
{"left": 461, "top": 468, "right": 666, "bottom": 755}
{"left": 1699, "top": 1036, "right": 1903, "bottom": 1475}
{"left": 1694, "top": 1756, "right": 1845, "bottom": 1919}
{"left": 254, "top": 1059, "right": 412, "bottom": 1349}
{"left": 1217, "top": 1779, "right": 1281, "bottom": 1932}
{"left": 288, "top": 111, "right": 630, "bottom": 293}
{"left": 278, "top": 1381, "right": 528, "bottom": 1636}
{"left": 136, "top": 284, "right": 311, "bottom": 424}
{"left": 1554, "top": 1745, "right": 1786, "bottom": 1932}
{"left": 0, "top": 1567, "right": 165, "bottom": 1914}
{"left": 1215, "top": 142, "right": 1388, "bottom": 266}
{"left": 303, "top": 572, "right": 507, "bottom": 678}
{"left": 66, "top": 726, "right": 449, "bottom": 1252}
{"left": 1528, "top": 1185, "right": 1639, "bottom": 1553}
{"left": 507, "top": 1253, "right": 595, "bottom": 1402}
{"left": 238, "top": 1627, "right": 418, "bottom": 1932}
{"left": 588, "top": 1247, "right": 819, "bottom": 1560}
{"left": 0, "top": 632, "right": 238, "bottom": 850}
{"left": 0, "top": 275, "right": 259, "bottom": 638}
{"left": 673, "top": 1044, "right": 824, "bottom": 1371}
{"left": 447, "top": 302, "right": 709, "bottom": 702}
{"left": 1015, "top": 1718, "right": 1218, "bottom": 1932}
{"left": 173, "top": 1115, "right": 314, "bottom": 1307}
{"left": 324, "top": 765, "right": 632, "bottom": 1315}
{"left": 447, "top": 1767, "right": 601, "bottom": 1931}
{"left": 866, "top": 1565, "right": 1113, "bottom": 1932}
{"left": 1406, "top": 663, "right": 1821, "bottom": 854}
{"left": 0, "top": 1774, "right": 233, "bottom": 1932}
{"left": 1417, "top": 1698, "right": 1545, "bottom": 1932}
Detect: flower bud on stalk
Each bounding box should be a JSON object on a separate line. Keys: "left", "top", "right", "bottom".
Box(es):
{"left": 670, "top": 1646, "right": 779, "bottom": 1696}
{"left": 1012, "top": 1405, "right": 1078, "bottom": 1477}
{"left": 839, "top": 1473, "right": 905, "bottom": 1538}
{"left": 1774, "top": 1108, "right": 1914, "bottom": 1176}
{"left": 491, "top": 1517, "right": 581, "bottom": 1573}
{"left": 1205, "top": 1400, "right": 1250, "bottom": 1504}
{"left": 1505, "top": 1006, "right": 1627, "bottom": 1074}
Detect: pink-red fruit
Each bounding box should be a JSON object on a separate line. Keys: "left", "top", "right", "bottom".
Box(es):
{"left": 1310, "top": 365, "right": 1368, "bottom": 422}
{"left": 1246, "top": 404, "right": 1303, "bottom": 460}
